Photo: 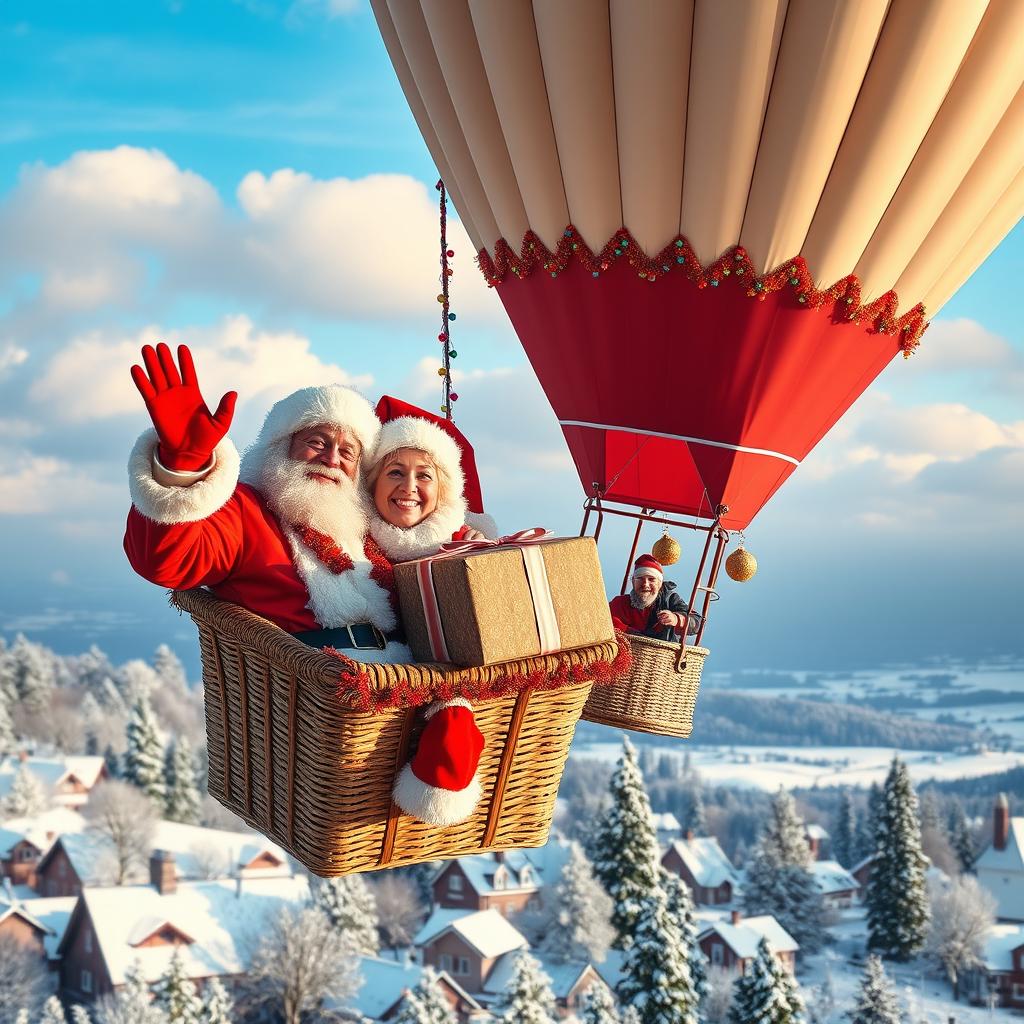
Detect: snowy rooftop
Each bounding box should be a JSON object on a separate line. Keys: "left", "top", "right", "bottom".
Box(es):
{"left": 46, "top": 821, "right": 289, "bottom": 885}
{"left": 666, "top": 836, "right": 739, "bottom": 889}
{"left": 652, "top": 812, "right": 682, "bottom": 833}
{"left": 980, "top": 924, "right": 1024, "bottom": 971}
{"left": 0, "top": 756, "right": 105, "bottom": 798}
{"left": 700, "top": 914, "right": 799, "bottom": 958}
{"left": 805, "top": 824, "right": 830, "bottom": 840}
{"left": 809, "top": 860, "right": 858, "bottom": 895}
{"left": 414, "top": 907, "right": 528, "bottom": 960}
{"left": 0, "top": 807, "right": 86, "bottom": 856}
{"left": 72, "top": 874, "right": 310, "bottom": 986}
{"left": 975, "top": 818, "right": 1024, "bottom": 874}
{"left": 17, "top": 896, "right": 76, "bottom": 959}
{"left": 446, "top": 851, "right": 540, "bottom": 895}
{"left": 0, "top": 897, "right": 50, "bottom": 938}
{"left": 483, "top": 951, "right": 592, "bottom": 999}
{"left": 522, "top": 832, "right": 574, "bottom": 884}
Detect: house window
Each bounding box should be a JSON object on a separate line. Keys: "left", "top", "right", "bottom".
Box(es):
{"left": 493, "top": 871, "right": 506, "bottom": 891}
{"left": 439, "top": 954, "right": 453, "bottom": 972}
{"left": 58, "top": 860, "right": 67, "bottom": 878}
{"left": 81, "top": 969, "right": 93, "bottom": 994}
{"left": 1013, "top": 983, "right": 1024, "bottom": 1000}
{"left": 84, "top": 927, "right": 92, "bottom": 954}
{"left": 447, "top": 875, "right": 463, "bottom": 894}
{"left": 456, "top": 957, "right": 470, "bottom": 976}
{"left": 521, "top": 868, "right": 533, "bottom": 885}
{"left": 711, "top": 943, "right": 725, "bottom": 966}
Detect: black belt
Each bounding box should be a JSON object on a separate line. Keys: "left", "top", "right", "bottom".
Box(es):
{"left": 292, "top": 623, "right": 388, "bottom": 651}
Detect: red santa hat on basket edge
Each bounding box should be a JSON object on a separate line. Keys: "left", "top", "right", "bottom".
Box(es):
{"left": 393, "top": 698, "right": 485, "bottom": 827}
{"left": 373, "top": 396, "right": 497, "bottom": 539}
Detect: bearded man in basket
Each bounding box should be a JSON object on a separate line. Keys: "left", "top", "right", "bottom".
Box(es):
{"left": 609, "top": 554, "right": 703, "bottom": 643}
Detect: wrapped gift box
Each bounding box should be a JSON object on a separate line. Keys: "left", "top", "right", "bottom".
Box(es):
{"left": 394, "top": 536, "right": 614, "bottom": 667}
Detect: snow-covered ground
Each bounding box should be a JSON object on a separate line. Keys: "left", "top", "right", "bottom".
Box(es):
{"left": 571, "top": 742, "right": 1024, "bottom": 791}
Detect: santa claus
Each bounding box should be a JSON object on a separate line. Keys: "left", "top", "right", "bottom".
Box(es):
{"left": 609, "top": 554, "right": 703, "bottom": 643}
{"left": 124, "top": 342, "right": 410, "bottom": 662}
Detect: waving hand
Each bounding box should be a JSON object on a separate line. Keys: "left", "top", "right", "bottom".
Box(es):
{"left": 130, "top": 343, "right": 237, "bottom": 471}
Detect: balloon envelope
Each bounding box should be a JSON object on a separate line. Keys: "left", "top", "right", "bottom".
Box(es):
{"left": 373, "top": 0, "right": 1024, "bottom": 527}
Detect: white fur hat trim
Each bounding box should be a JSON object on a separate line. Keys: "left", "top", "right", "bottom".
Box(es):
{"left": 371, "top": 415, "right": 465, "bottom": 496}
{"left": 240, "top": 385, "right": 380, "bottom": 482}
{"left": 392, "top": 763, "right": 482, "bottom": 827}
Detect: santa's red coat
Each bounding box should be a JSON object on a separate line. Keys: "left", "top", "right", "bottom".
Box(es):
{"left": 609, "top": 594, "right": 684, "bottom": 637}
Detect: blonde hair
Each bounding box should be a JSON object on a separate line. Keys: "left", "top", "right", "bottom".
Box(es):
{"left": 366, "top": 447, "right": 453, "bottom": 511}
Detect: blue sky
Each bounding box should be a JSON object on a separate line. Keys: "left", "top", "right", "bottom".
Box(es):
{"left": 1, "top": 0, "right": 1022, "bottom": 677}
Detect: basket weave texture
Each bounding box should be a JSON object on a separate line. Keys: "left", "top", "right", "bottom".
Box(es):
{"left": 172, "top": 589, "right": 616, "bottom": 876}
{"left": 582, "top": 633, "right": 707, "bottom": 739}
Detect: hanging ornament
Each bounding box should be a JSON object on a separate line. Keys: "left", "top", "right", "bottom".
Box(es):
{"left": 726, "top": 540, "right": 758, "bottom": 582}
{"left": 651, "top": 528, "right": 681, "bottom": 566}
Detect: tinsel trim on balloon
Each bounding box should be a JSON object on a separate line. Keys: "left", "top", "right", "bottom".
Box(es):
{"left": 329, "top": 630, "right": 632, "bottom": 714}
{"left": 476, "top": 226, "right": 928, "bottom": 356}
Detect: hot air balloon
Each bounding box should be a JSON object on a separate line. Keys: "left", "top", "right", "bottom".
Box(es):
{"left": 372, "top": 0, "right": 1024, "bottom": 735}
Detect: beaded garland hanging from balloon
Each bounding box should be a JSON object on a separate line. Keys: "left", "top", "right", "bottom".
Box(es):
{"left": 435, "top": 180, "right": 460, "bottom": 419}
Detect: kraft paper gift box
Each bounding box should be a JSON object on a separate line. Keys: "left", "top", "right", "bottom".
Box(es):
{"left": 394, "top": 536, "right": 614, "bottom": 667}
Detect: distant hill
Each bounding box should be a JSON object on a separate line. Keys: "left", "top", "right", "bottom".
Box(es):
{"left": 688, "top": 692, "right": 980, "bottom": 751}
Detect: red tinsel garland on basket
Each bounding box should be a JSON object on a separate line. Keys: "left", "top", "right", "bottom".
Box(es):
{"left": 328, "top": 630, "right": 633, "bottom": 714}
{"left": 476, "top": 226, "right": 928, "bottom": 356}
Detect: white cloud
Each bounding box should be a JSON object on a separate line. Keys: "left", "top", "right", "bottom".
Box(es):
{"left": 913, "top": 317, "right": 1017, "bottom": 373}
{"left": 0, "top": 342, "right": 28, "bottom": 375}
{"left": 0, "top": 452, "right": 119, "bottom": 515}
{"left": 29, "top": 314, "right": 374, "bottom": 424}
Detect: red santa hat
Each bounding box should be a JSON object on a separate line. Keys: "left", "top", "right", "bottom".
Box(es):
{"left": 239, "top": 384, "right": 381, "bottom": 485}
{"left": 632, "top": 554, "right": 664, "bottom": 581}
{"left": 392, "top": 699, "right": 485, "bottom": 826}
{"left": 373, "top": 397, "right": 497, "bottom": 538}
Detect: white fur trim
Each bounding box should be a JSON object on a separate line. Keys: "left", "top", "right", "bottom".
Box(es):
{"left": 423, "top": 699, "right": 473, "bottom": 720}
{"left": 464, "top": 511, "right": 498, "bottom": 539}
{"left": 633, "top": 567, "right": 663, "bottom": 581}
{"left": 392, "top": 763, "right": 482, "bottom": 826}
{"left": 371, "top": 416, "right": 465, "bottom": 496}
{"left": 239, "top": 385, "right": 380, "bottom": 485}
{"left": 128, "top": 429, "right": 240, "bottom": 525}
{"left": 282, "top": 525, "right": 398, "bottom": 634}
{"left": 367, "top": 496, "right": 467, "bottom": 563}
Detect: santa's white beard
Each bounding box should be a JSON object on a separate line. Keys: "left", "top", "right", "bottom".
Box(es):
{"left": 257, "top": 449, "right": 369, "bottom": 547}
{"left": 629, "top": 589, "right": 658, "bottom": 611}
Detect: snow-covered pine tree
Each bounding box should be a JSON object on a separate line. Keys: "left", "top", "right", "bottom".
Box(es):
{"left": 918, "top": 789, "right": 941, "bottom": 832}
{"left": 392, "top": 967, "right": 457, "bottom": 1024}
{"left": 39, "top": 996, "right": 67, "bottom": 1024}
{"left": 164, "top": 737, "right": 201, "bottom": 825}
{"left": 661, "top": 871, "right": 709, "bottom": 1014}
{"left": 538, "top": 841, "right": 614, "bottom": 964}
{"left": 153, "top": 645, "right": 188, "bottom": 692}
{"left": 578, "top": 982, "right": 621, "bottom": 1024}
{"left": 11, "top": 634, "right": 55, "bottom": 714}
{"left": 867, "top": 756, "right": 930, "bottom": 961}
{"left": 123, "top": 695, "right": 165, "bottom": 803}
{"left": 198, "top": 978, "right": 232, "bottom": 1024}
{"left": 683, "top": 789, "right": 707, "bottom": 837}
{"left": 727, "top": 938, "right": 806, "bottom": 1024}
{"left": 102, "top": 744, "right": 121, "bottom": 780}
{"left": 154, "top": 949, "right": 203, "bottom": 1024}
{"left": 3, "top": 763, "right": 48, "bottom": 817}
{"left": 848, "top": 955, "right": 902, "bottom": 1024}
{"left": 742, "top": 789, "right": 827, "bottom": 954}
{"left": 947, "top": 799, "right": 975, "bottom": 873}
{"left": 312, "top": 874, "right": 379, "bottom": 954}
{"left": 591, "top": 738, "right": 662, "bottom": 949}
{"left": 617, "top": 885, "right": 698, "bottom": 1024}
{"left": 0, "top": 693, "right": 16, "bottom": 757}
{"left": 14, "top": 1009, "right": 30, "bottom": 1024}
{"left": 494, "top": 950, "right": 557, "bottom": 1024}
{"left": 833, "top": 791, "right": 857, "bottom": 868}
{"left": 70, "top": 1006, "right": 92, "bottom": 1024}
{"left": 856, "top": 781, "right": 884, "bottom": 861}
{"left": 101, "top": 961, "right": 167, "bottom": 1024}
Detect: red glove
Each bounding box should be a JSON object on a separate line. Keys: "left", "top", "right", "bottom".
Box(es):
{"left": 130, "top": 343, "right": 237, "bottom": 472}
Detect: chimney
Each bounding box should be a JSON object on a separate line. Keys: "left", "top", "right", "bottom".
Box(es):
{"left": 17, "top": 750, "right": 28, "bottom": 762}
{"left": 685, "top": 829, "right": 695, "bottom": 841}
{"left": 493, "top": 851, "right": 505, "bottom": 864}
{"left": 730, "top": 910, "right": 742, "bottom": 925}
{"left": 994, "top": 793, "right": 1010, "bottom": 852}
{"left": 235, "top": 874, "right": 243, "bottom": 899}
{"left": 150, "top": 850, "right": 177, "bottom": 896}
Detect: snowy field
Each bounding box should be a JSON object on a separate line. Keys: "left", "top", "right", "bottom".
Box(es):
{"left": 571, "top": 742, "right": 1024, "bottom": 791}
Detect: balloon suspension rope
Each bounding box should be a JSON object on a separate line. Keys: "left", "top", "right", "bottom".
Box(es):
{"left": 436, "top": 179, "right": 457, "bottom": 421}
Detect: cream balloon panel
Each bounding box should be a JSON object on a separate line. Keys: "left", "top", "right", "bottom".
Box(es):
{"left": 374, "top": 0, "right": 1023, "bottom": 315}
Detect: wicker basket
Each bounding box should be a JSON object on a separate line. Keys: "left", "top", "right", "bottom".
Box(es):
{"left": 581, "top": 634, "right": 707, "bottom": 739}
{"left": 172, "top": 588, "right": 613, "bottom": 876}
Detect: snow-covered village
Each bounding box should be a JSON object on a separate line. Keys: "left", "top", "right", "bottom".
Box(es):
{"left": 3, "top": 2, "right": 1024, "bottom": 1024}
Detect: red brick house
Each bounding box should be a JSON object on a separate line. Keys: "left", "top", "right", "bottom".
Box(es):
{"left": 808, "top": 860, "right": 859, "bottom": 908}
{"left": 698, "top": 911, "right": 798, "bottom": 976}
{"left": 976, "top": 793, "right": 1024, "bottom": 922}
{"left": 0, "top": 756, "right": 108, "bottom": 810}
{"left": 966, "top": 924, "right": 1024, "bottom": 1009}
{"left": 0, "top": 808, "right": 86, "bottom": 889}
{"left": 804, "top": 824, "right": 829, "bottom": 861}
{"left": 56, "top": 851, "right": 309, "bottom": 1005}
{"left": 0, "top": 897, "right": 51, "bottom": 956}
{"left": 661, "top": 834, "right": 739, "bottom": 905}
{"left": 433, "top": 852, "right": 542, "bottom": 916}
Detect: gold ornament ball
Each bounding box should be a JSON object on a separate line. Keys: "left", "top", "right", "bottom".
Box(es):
{"left": 726, "top": 547, "right": 757, "bottom": 582}
{"left": 651, "top": 533, "right": 681, "bottom": 566}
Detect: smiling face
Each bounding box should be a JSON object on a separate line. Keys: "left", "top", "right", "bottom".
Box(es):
{"left": 287, "top": 424, "right": 362, "bottom": 483}
{"left": 632, "top": 572, "right": 662, "bottom": 608}
{"left": 373, "top": 447, "right": 439, "bottom": 528}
